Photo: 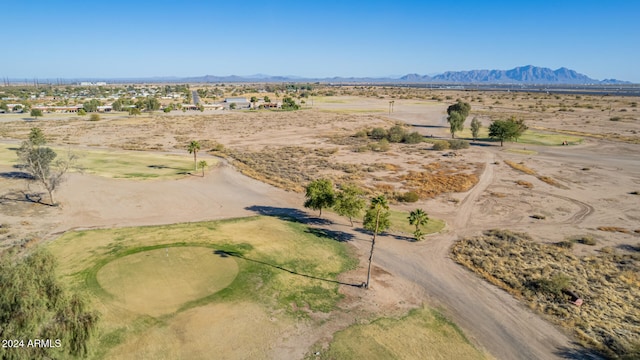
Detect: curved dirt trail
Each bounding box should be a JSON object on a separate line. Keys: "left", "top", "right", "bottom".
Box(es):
{"left": 371, "top": 152, "right": 581, "bottom": 360}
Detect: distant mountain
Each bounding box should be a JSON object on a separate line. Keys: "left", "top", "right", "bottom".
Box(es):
{"left": 177, "top": 66, "right": 628, "bottom": 84}
{"left": 428, "top": 65, "right": 629, "bottom": 84}
{"left": 8, "top": 66, "right": 630, "bottom": 85}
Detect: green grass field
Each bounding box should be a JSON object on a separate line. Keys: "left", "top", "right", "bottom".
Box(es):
{"left": 310, "top": 307, "right": 488, "bottom": 360}
{"left": 455, "top": 128, "right": 582, "bottom": 146}
{"left": 47, "top": 216, "right": 357, "bottom": 359}
{"left": 388, "top": 210, "right": 446, "bottom": 237}
{"left": 0, "top": 144, "right": 199, "bottom": 179}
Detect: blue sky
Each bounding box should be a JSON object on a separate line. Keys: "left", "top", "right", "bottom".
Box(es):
{"left": 3, "top": 0, "right": 639, "bottom": 82}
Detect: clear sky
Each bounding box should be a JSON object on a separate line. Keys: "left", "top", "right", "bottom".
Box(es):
{"left": 3, "top": 0, "right": 639, "bottom": 82}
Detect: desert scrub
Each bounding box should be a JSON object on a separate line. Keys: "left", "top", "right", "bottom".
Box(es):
{"left": 452, "top": 229, "right": 640, "bottom": 358}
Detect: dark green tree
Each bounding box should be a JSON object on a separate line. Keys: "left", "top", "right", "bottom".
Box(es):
{"left": 446, "top": 101, "right": 471, "bottom": 139}
{"left": 187, "top": 140, "right": 201, "bottom": 172}
{"left": 82, "top": 99, "right": 101, "bottom": 112}
{"left": 30, "top": 108, "right": 43, "bottom": 119}
{"left": 281, "top": 96, "right": 299, "bottom": 110}
{"left": 304, "top": 178, "right": 335, "bottom": 217}
{"left": 408, "top": 208, "right": 429, "bottom": 241}
{"left": 470, "top": 117, "right": 481, "bottom": 142}
{"left": 447, "top": 111, "right": 465, "bottom": 139}
{"left": 0, "top": 249, "right": 99, "bottom": 359}
{"left": 128, "top": 107, "right": 141, "bottom": 117}
{"left": 264, "top": 95, "right": 271, "bottom": 103}
{"left": 333, "top": 183, "right": 366, "bottom": 226}
{"left": 488, "top": 119, "right": 519, "bottom": 146}
{"left": 363, "top": 195, "right": 390, "bottom": 288}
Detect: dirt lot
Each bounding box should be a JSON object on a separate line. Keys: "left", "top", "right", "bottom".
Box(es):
{"left": 1, "top": 89, "right": 638, "bottom": 359}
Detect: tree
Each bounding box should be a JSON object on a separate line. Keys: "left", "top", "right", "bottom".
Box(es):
{"left": 143, "top": 97, "right": 160, "bottom": 112}
{"left": 304, "top": 178, "right": 335, "bottom": 217}
{"left": 16, "top": 128, "right": 75, "bottom": 205}
{"left": 363, "top": 195, "right": 390, "bottom": 289}
{"left": 447, "top": 101, "right": 471, "bottom": 139}
{"left": 447, "top": 100, "right": 471, "bottom": 118}
{"left": 30, "top": 108, "right": 43, "bottom": 119}
{"left": 229, "top": 102, "right": 237, "bottom": 110}
{"left": 77, "top": 109, "right": 87, "bottom": 116}
{"left": 447, "top": 111, "right": 465, "bottom": 139}
{"left": 509, "top": 116, "right": 528, "bottom": 142}
{"left": 198, "top": 160, "right": 207, "bottom": 177}
{"left": 488, "top": 119, "right": 520, "bottom": 146}
{"left": 264, "top": 95, "right": 271, "bottom": 103}
{"left": 128, "top": 107, "right": 141, "bottom": 117}
{"left": 82, "top": 99, "right": 101, "bottom": 112}
{"left": 408, "top": 209, "right": 429, "bottom": 241}
{"left": 281, "top": 96, "right": 299, "bottom": 110}
{"left": 470, "top": 117, "right": 481, "bottom": 142}
{"left": 0, "top": 249, "right": 99, "bottom": 359}
{"left": 187, "top": 140, "right": 201, "bottom": 172}
{"left": 333, "top": 183, "right": 365, "bottom": 226}
{"left": 250, "top": 96, "right": 258, "bottom": 108}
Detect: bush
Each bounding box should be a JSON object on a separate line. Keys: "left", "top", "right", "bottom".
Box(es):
{"left": 555, "top": 240, "right": 574, "bottom": 249}
{"left": 77, "top": 109, "right": 86, "bottom": 116}
{"left": 529, "top": 274, "right": 571, "bottom": 296}
{"left": 432, "top": 140, "right": 450, "bottom": 151}
{"left": 610, "top": 117, "right": 622, "bottom": 121}
{"left": 570, "top": 235, "right": 597, "bottom": 246}
{"left": 448, "top": 139, "right": 469, "bottom": 150}
{"left": 89, "top": 113, "right": 100, "bottom": 121}
{"left": 397, "top": 191, "right": 420, "bottom": 203}
{"left": 354, "top": 130, "right": 368, "bottom": 138}
{"left": 387, "top": 125, "right": 407, "bottom": 143}
{"left": 374, "top": 139, "right": 390, "bottom": 152}
{"left": 370, "top": 127, "right": 388, "bottom": 140}
{"left": 403, "top": 131, "right": 423, "bottom": 144}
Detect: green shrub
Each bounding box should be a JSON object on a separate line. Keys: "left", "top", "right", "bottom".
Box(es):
{"left": 388, "top": 125, "right": 407, "bottom": 143}
{"left": 432, "top": 140, "right": 450, "bottom": 151}
{"left": 555, "top": 240, "right": 574, "bottom": 249}
{"left": 89, "top": 113, "right": 100, "bottom": 121}
{"left": 403, "top": 131, "right": 423, "bottom": 144}
{"left": 375, "top": 139, "right": 390, "bottom": 152}
{"left": 354, "top": 130, "right": 368, "bottom": 138}
{"left": 448, "top": 139, "right": 469, "bottom": 150}
{"left": 529, "top": 274, "right": 571, "bottom": 296}
{"left": 370, "top": 127, "right": 388, "bottom": 140}
{"left": 570, "top": 235, "right": 597, "bottom": 246}
{"left": 397, "top": 191, "right": 420, "bottom": 203}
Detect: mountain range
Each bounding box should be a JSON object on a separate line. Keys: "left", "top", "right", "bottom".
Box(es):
{"left": 179, "top": 65, "right": 628, "bottom": 84}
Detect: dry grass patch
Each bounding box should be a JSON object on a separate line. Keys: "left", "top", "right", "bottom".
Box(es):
{"left": 452, "top": 229, "right": 640, "bottom": 358}
{"left": 515, "top": 180, "right": 533, "bottom": 188}
{"left": 309, "top": 307, "right": 488, "bottom": 360}
{"left": 504, "top": 160, "right": 536, "bottom": 175}
{"left": 504, "top": 160, "right": 565, "bottom": 189}
{"left": 597, "top": 226, "right": 631, "bottom": 234}
{"left": 399, "top": 162, "right": 482, "bottom": 199}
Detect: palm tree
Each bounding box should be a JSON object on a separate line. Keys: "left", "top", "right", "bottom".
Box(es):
{"left": 198, "top": 160, "right": 207, "bottom": 177}
{"left": 187, "top": 140, "right": 200, "bottom": 172}
{"left": 408, "top": 209, "right": 429, "bottom": 241}
{"left": 363, "top": 195, "right": 390, "bottom": 289}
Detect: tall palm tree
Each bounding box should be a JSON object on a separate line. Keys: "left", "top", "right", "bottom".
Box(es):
{"left": 363, "top": 195, "right": 390, "bottom": 289}
{"left": 408, "top": 209, "right": 429, "bottom": 241}
{"left": 187, "top": 140, "right": 200, "bottom": 172}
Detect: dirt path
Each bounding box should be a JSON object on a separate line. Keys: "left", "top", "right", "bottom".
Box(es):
{"left": 370, "top": 152, "right": 581, "bottom": 359}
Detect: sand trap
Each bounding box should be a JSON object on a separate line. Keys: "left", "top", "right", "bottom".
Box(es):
{"left": 97, "top": 247, "right": 238, "bottom": 316}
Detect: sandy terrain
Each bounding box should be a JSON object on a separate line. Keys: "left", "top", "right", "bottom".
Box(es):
{"left": 1, "top": 92, "right": 638, "bottom": 359}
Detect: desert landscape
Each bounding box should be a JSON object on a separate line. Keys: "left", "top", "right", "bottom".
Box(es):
{"left": 1, "top": 86, "right": 639, "bottom": 359}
